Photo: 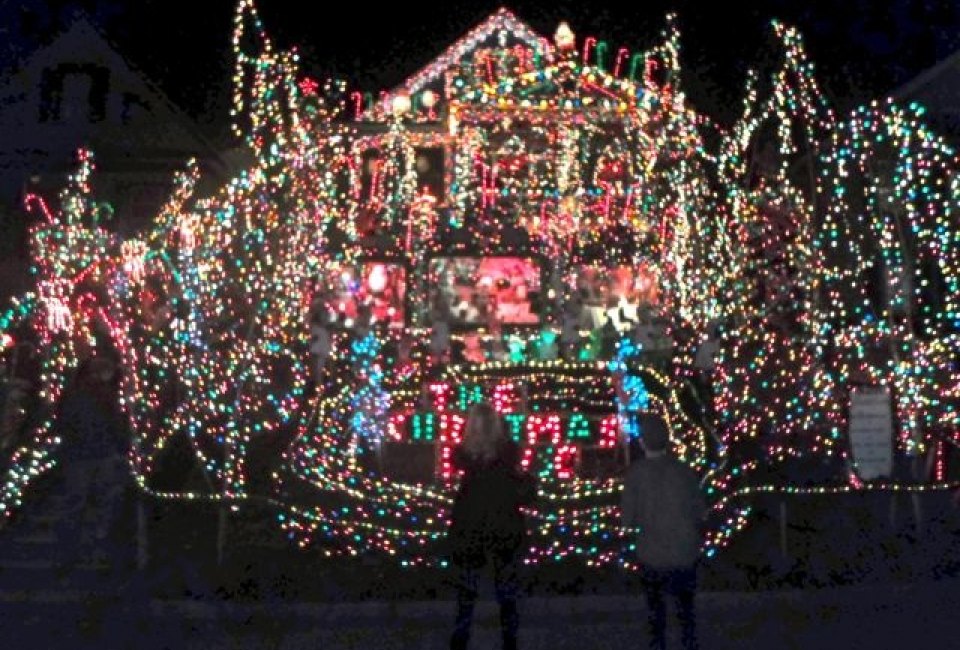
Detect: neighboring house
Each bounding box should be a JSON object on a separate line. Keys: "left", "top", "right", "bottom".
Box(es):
{"left": 892, "top": 49, "right": 960, "bottom": 141}
{"left": 0, "top": 13, "right": 226, "bottom": 293}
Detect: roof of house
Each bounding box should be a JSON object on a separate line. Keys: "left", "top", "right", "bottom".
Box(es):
{"left": 0, "top": 13, "right": 222, "bottom": 164}
{"left": 890, "top": 47, "right": 960, "bottom": 132}
{"left": 390, "top": 7, "right": 552, "bottom": 99}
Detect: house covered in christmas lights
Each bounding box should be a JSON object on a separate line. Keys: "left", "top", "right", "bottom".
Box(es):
{"left": 318, "top": 9, "right": 673, "bottom": 346}
{"left": 302, "top": 9, "right": 707, "bottom": 482}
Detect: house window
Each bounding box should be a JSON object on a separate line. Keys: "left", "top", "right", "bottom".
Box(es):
{"left": 39, "top": 63, "right": 110, "bottom": 123}
{"left": 415, "top": 147, "right": 444, "bottom": 198}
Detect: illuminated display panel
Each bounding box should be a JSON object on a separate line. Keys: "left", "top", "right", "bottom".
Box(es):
{"left": 429, "top": 257, "right": 542, "bottom": 326}
{"left": 316, "top": 261, "right": 406, "bottom": 328}
{"left": 574, "top": 261, "right": 660, "bottom": 332}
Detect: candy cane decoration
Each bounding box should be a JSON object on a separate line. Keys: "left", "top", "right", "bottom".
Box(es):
{"left": 23, "top": 193, "right": 55, "bottom": 224}
{"left": 350, "top": 91, "right": 363, "bottom": 120}
{"left": 582, "top": 37, "right": 597, "bottom": 66}
{"left": 644, "top": 57, "right": 659, "bottom": 89}
{"left": 599, "top": 181, "right": 614, "bottom": 218}
{"left": 614, "top": 47, "right": 630, "bottom": 78}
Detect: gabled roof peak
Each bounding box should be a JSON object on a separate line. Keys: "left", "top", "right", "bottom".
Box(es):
{"left": 393, "top": 7, "right": 552, "bottom": 98}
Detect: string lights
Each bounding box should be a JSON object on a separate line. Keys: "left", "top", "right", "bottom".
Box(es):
{"left": 0, "top": 3, "right": 957, "bottom": 570}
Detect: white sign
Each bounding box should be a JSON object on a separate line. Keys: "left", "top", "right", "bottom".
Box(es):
{"left": 849, "top": 386, "right": 894, "bottom": 480}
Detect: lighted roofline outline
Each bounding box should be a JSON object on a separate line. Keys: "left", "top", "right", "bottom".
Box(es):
{"left": 388, "top": 7, "right": 554, "bottom": 101}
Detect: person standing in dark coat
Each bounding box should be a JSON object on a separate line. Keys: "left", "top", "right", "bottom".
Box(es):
{"left": 56, "top": 355, "right": 128, "bottom": 569}
{"left": 448, "top": 402, "right": 535, "bottom": 650}
{"left": 621, "top": 414, "right": 706, "bottom": 650}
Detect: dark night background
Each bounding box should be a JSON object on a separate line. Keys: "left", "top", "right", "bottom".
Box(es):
{"left": 2, "top": 0, "right": 959, "bottom": 139}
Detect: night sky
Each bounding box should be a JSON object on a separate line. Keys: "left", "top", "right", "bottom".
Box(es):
{"left": 3, "top": 0, "right": 959, "bottom": 137}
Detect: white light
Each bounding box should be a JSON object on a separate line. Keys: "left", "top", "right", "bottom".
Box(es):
{"left": 392, "top": 94, "right": 412, "bottom": 116}
{"left": 555, "top": 22, "right": 575, "bottom": 50}
{"left": 368, "top": 265, "right": 387, "bottom": 292}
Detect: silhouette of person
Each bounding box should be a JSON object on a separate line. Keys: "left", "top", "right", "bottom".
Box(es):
{"left": 448, "top": 402, "right": 535, "bottom": 650}
{"left": 56, "top": 355, "right": 128, "bottom": 570}
{"left": 431, "top": 297, "right": 452, "bottom": 366}
{"left": 621, "top": 414, "right": 706, "bottom": 650}
{"left": 309, "top": 311, "right": 333, "bottom": 382}
{"left": 560, "top": 298, "right": 581, "bottom": 360}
